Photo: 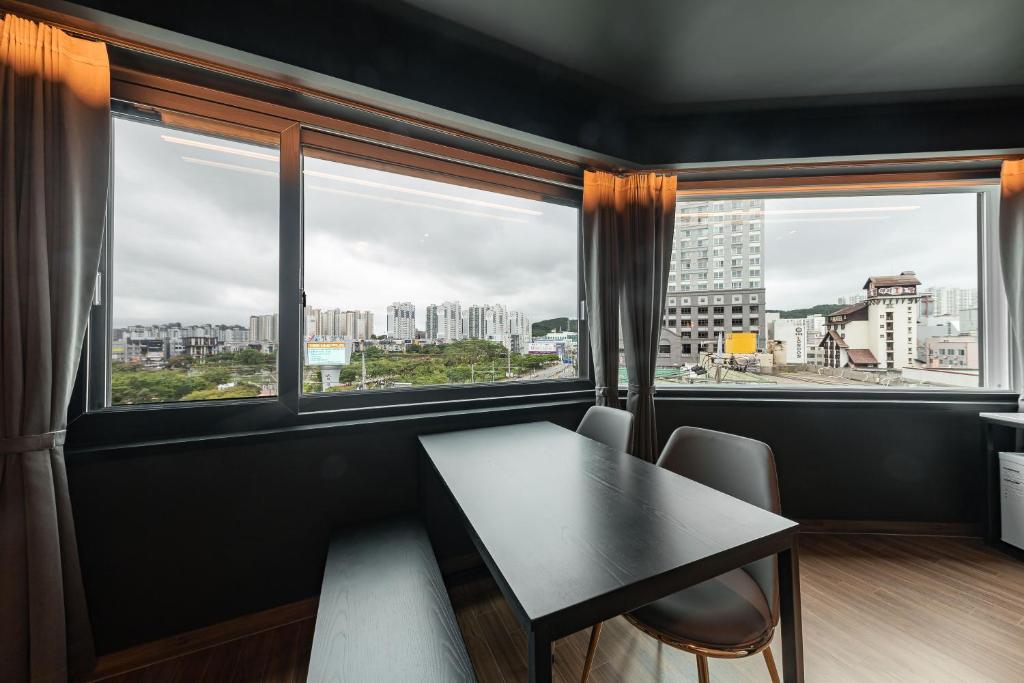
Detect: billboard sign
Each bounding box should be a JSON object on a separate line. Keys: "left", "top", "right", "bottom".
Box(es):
{"left": 306, "top": 341, "right": 349, "bottom": 366}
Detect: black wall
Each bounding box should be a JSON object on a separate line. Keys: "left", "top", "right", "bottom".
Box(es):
{"left": 68, "top": 388, "right": 1016, "bottom": 655}
{"left": 627, "top": 94, "right": 1024, "bottom": 165}
{"left": 67, "top": 400, "right": 591, "bottom": 654}
{"left": 655, "top": 394, "right": 1016, "bottom": 524}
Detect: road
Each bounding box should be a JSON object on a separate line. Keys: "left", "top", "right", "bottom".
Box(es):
{"left": 520, "top": 362, "right": 576, "bottom": 381}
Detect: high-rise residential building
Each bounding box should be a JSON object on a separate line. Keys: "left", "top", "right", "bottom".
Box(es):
{"left": 482, "top": 304, "right": 508, "bottom": 343}
{"left": 386, "top": 302, "right": 416, "bottom": 340}
{"left": 249, "top": 313, "right": 279, "bottom": 342}
{"left": 425, "top": 304, "right": 439, "bottom": 341}
{"left": 303, "top": 307, "right": 374, "bottom": 339}
{"left": 507, "top": 310, "right": 531, "bottom": 353}
{"left": 664, "top": 199, "right": 766, "bottom": 361}
{"left": 922, "top": 286, "right": 977, "bottom": 317}
{"left": 429, "top": 301, "right": 461, "bottom": 341}
{"left": 466, "top": 304, "right": 483, "bottom": 339}
{"left": 343, "top": 310, "right": 374, "bottom": 340}
{"left": 820, "top": 272, "right": 922, "bottom": 370}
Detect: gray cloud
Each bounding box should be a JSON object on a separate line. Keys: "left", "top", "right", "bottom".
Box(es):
{"left": 111, "top": 118, "right": 578, "bottom": 332}
{"left": 761, "top": 193, "right": 977, "bottom": 310}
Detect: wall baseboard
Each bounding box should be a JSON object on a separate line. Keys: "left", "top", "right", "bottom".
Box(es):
{"left": 797, "top": 519, "right": 983, "bottom": 537}
{"left": 84, "top": 597, "right": 318, "bottom": 681}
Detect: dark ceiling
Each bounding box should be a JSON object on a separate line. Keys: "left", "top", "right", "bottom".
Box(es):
{"left": 69, "top": 0, "right": 1024, "bottom": 164}
{"left": 403, "top": 0, "right": 1024, "bottom": 108}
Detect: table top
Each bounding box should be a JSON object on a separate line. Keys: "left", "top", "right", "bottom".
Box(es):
{"left": 421, "top": 421, "right": 799, "bottom": 636}
{"left": 981, "top": 412, "right": 1024, "bottom": 428}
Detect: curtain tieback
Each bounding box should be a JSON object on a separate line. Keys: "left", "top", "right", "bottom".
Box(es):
{"left": 627, "top": 384, "right": 657, "bottom": 396}
{"left": 594, "top": 386, "right": 612, "bottom": 398}
{"left": 0, "top": 430, "right": 66, "bottom": 453}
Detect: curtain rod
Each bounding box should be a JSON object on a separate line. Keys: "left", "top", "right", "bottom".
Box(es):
{"left": 0, "top": 3, "right": 597, "bottom": 179}
{"left": 643, "top": 150, "right": 1024, "bottom": 179}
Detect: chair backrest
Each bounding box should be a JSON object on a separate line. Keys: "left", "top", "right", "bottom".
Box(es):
{"left": 656, "top": 426, "right": 781, "bottom": 622}
{"left": 576, "top": 406, "right": 633, "bottom": 453}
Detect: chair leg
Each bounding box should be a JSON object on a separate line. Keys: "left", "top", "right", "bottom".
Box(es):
{"left": 580, "top": 622, "right": 603, "bottom": 683}
{"left": 763, "top": 647, "right": 781, "bottom": 683}
{"left": 696, "top": 654, "right": 710, "bottom": 683}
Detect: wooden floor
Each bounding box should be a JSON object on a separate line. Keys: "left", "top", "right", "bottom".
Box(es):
{"left": 102, "top": 534, "right": 1024, "bottom": 682}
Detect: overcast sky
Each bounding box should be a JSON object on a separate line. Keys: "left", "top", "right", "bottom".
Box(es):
{"left": 111, "top": 117, "right": 578, "bottom": 333}
{"left": 112, "top": 117, "right": 978, "bottom": 331}
{"left": 760, "top": 193, "right": 977, "bottom": 310}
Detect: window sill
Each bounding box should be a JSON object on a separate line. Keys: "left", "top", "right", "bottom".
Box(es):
{"left": 66, "top": 380, "right": 595, "bottom": 452}
{"left": 653, "top": 383, "right": 1018, "bottom": 404}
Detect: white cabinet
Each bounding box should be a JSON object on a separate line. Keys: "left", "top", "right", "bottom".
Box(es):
{"left": 999, "top": 452, "right": 1024, "bottom": 550}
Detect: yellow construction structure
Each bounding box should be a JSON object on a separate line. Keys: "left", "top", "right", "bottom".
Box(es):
{"left": 724, "top": 332, "right": 758, "bottom": 355}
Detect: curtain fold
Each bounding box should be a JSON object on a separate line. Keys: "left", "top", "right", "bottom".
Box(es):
{"left": 582, "top": 171, "right": 676, "bottom": 459}
{"left": 617, "top": 173, "right": 677, "bottom": 461}
{"left": 0, "top": 15, "right": 110, "bottom": 682}
{"left": 582, "top": 171, "right": 621, "bottom": 409}
{"left": 1001, "top": 160, "right": 1024, "bottom": 398}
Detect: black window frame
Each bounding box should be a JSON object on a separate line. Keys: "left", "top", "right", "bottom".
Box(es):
{"left": 666, "top": 180, "right": 1014, "bottom": 398}
{"left": 69, "top": 61, "right": 591, "bottom": 445}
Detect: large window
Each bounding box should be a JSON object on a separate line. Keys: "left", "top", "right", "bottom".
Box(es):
{"left": 96, "top": 96, "right": 582, "bottom": 411}
{"left": 106, "top": 113, "right": 279, "bottom": 405}
{"left": 301, "top": 149, "right": 580, "bottom": 394}
{"left": 657, "top": 191, "right": 1006, "bottom": 389}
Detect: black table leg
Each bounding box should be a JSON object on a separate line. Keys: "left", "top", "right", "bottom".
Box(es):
{"left": 779, "top": 539, "right": 804, "bottom": 683}
{"left": 528, "top": 630, "right": 552, "bottom": 683}
{"left": 986, "top": 423, "right": 999, "bottom": 544}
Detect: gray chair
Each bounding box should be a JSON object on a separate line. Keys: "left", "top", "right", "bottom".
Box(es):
{"left": 580, "top": 426, "right": 782, "bottom": 683}
{"left": 576, "top": 406, "right": 633, "bottom": 453}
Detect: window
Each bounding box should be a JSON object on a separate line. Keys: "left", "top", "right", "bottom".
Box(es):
{"left": 106, "top": 113, "right": 280, "bottom": 406}
{"left": 91, "top": 87, "right": 585, "bottom": 415}
{"left": 661, "top": 192, "right": 1004, "bottom": 390}
{"left": 301, "top": 149, "right": 579, "bottom": 394}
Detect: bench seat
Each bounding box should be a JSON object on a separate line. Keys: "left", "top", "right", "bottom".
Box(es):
{"left": 307, "top": 515, "right": 476, "bottom": 682}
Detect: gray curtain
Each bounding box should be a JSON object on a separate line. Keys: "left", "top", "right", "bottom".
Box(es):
{"left": 1000, "top": 160, "right": 1024, "bottom": 398}
{"left": 582, "top": 171, "right": 621, "bottom": 408}
{"left": 618, "top": 173, "right": 677, "bottom": 461}
{"left": 0, "top": 15, "right": 109, "bottom": 682}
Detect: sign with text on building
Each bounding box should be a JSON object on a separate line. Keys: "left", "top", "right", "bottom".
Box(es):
{"left": 306, "top": 341, "right": 349, "bottom": 366}
{"left": 870, "top": 285, "right": 917, "bottom": 297}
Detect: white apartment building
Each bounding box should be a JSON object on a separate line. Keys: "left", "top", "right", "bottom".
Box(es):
{"left": 507, "top": 310, "right": 532, "bottom": 353}
{"left": 922, "top": 286, "right": 977, "bottom": 317}
{"left": 426, "top": 301, "right": 462, "bottom": 342}
{"left": 386, "top": 302, "right": 416, "bottom": 340}
{"left": 249, "top": 313, "right": 279, "bottom": 343}
{"left": 820, "top": 272, "right": 921, "bottom": 370}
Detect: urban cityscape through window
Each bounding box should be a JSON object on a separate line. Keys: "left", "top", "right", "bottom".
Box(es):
{"left": 109, "top": 116, "right": 280, "bottom": 405}
{"left": 301, "top": 152, "right": 579, "bottom": 394}
{"left": 106, "top": 118, "right": 992, "bottom": 407}
{"left": 654, "top": 193, "right": 987, "bottom": 388}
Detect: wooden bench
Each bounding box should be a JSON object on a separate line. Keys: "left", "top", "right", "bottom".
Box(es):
{"left": 307, "top": 515, "right": 476, "bottom": 682}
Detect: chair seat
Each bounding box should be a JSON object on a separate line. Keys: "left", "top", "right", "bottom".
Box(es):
{"left": 628, "top": 568, "right": 773, "bottom": 650}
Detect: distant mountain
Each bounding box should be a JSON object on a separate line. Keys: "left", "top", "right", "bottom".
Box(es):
{"left": 767, "top": 304, "right": 843, "bottom": 319}
{"left": 532, "top": 317, "right": 578, "bottom": 337}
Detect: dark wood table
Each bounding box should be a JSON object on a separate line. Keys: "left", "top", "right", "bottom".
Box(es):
{"left": 420, "top": 421, "right": 803, "bottom": 683}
